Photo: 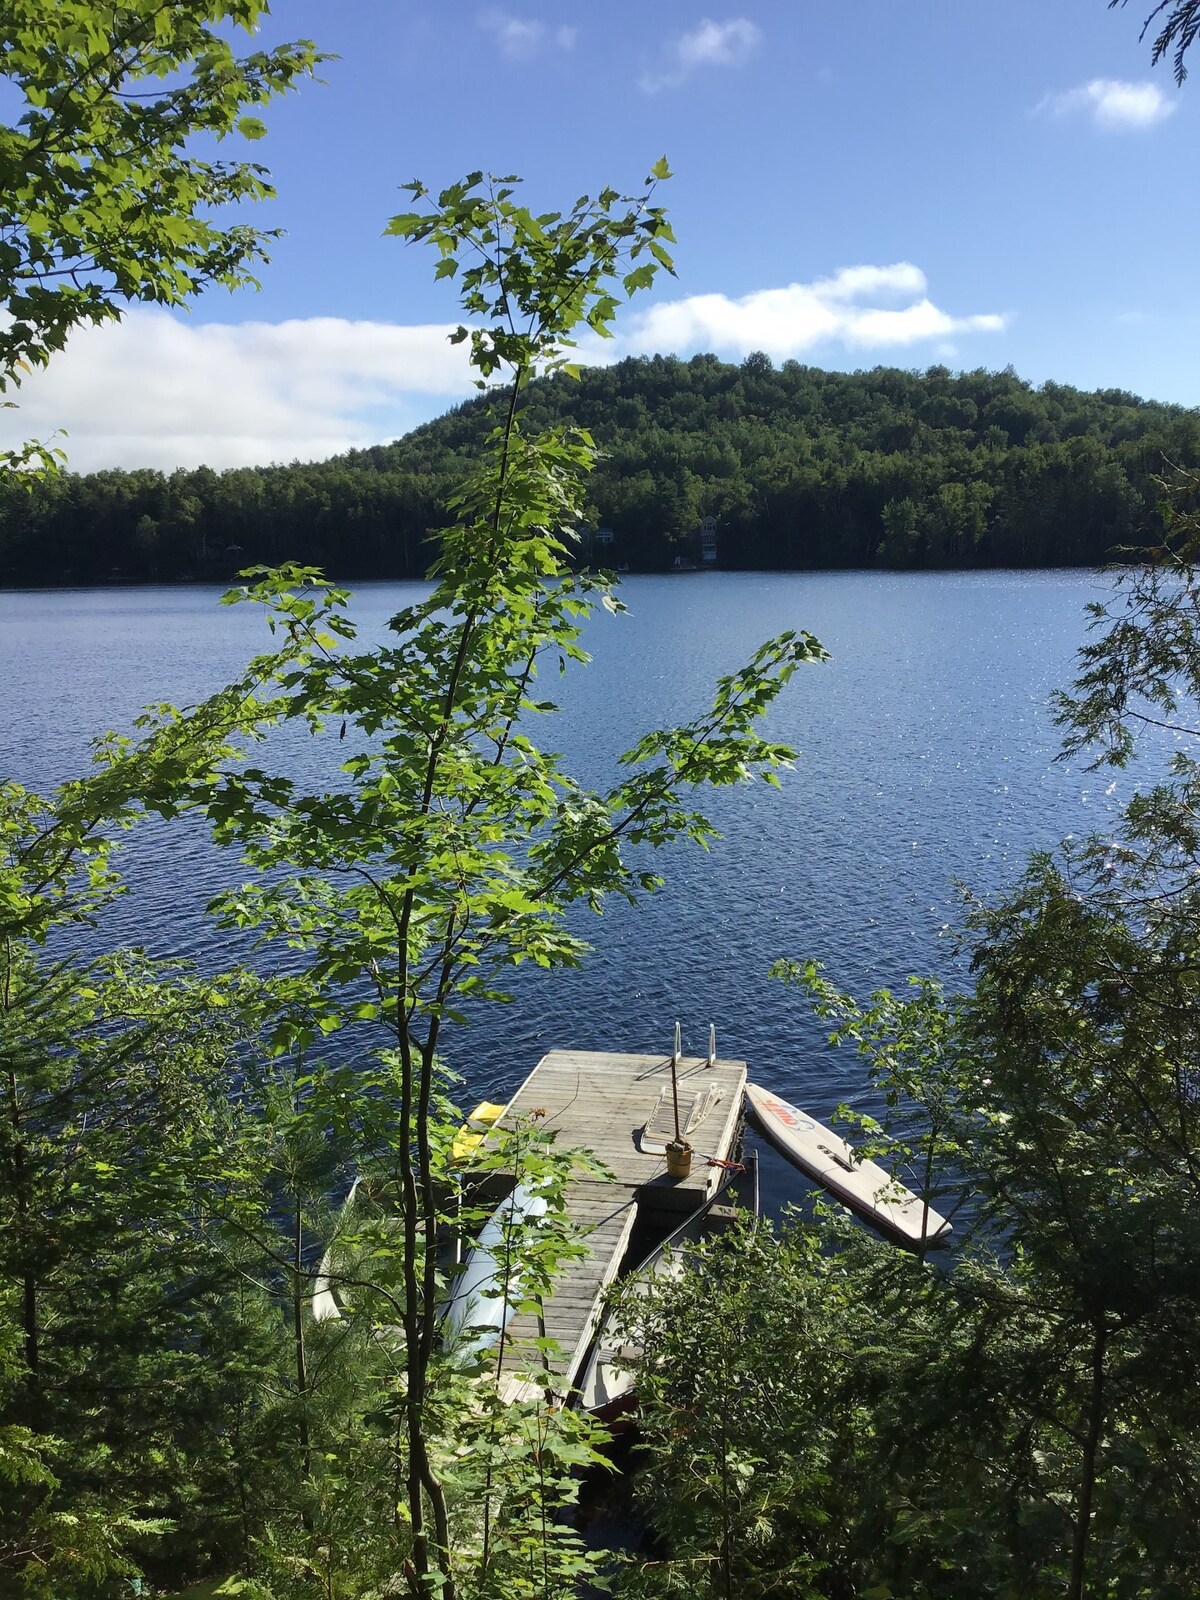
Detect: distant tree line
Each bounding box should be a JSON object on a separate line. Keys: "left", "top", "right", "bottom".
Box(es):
{"left": 2, "top": 353, "right": 1198, "bottom": 586}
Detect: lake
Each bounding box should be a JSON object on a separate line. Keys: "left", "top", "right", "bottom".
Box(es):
{"left": 0, "top": 570, "right": 1143, "bottom": 1208}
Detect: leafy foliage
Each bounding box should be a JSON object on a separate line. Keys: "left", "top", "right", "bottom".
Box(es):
{"left": 1, "top": 157, "right": 829, "bottom": 1599}
{"left": 630, "top": 935, "right": 1200, "bottom": 1598}
{"left": 0, "top": 0, "right": 324, "bottom": 475}
{"left": 1111, "top": 0, "right": 1200, "bottom": 83}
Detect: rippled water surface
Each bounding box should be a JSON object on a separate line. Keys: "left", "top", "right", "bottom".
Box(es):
{"left": 1, "top": 571, "right": 1139, "bottom": 1206}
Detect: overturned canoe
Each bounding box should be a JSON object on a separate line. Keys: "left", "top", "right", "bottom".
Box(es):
{"left": 441, "top": 1179, "right": 551, "bottom": 1361}
{"left": 311, "top": 1177, "right": 364, "bottom": 1323}
{"left": 745, "top": 1083, "right": 951, "bottom": 1249}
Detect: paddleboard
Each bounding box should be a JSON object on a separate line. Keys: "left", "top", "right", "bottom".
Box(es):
{"left": 745, "top": 1083, "right": 951, "bottom": 1248}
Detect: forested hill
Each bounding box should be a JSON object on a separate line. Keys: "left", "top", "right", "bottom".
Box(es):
{"left": 3, "top": 353, "right": 1199, "bottom": 586}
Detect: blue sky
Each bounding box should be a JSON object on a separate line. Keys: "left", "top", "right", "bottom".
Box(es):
{"left": 7, "top": 0, "right": 1198, "bottom": 471}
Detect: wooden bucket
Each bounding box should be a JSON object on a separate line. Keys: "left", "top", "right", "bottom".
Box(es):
{"left": 665, "top": 1140, "right": 693, "bottom": 1179}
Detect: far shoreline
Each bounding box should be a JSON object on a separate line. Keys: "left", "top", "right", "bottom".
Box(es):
{"left": 0, "top": 560, "right": 1122, "bottom": 596}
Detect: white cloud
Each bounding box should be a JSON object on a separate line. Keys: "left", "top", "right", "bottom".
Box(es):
{"left": 0, "top": 309, "right": 476, "bottom": 473}
{"left": 477, "top": 9, "right": 576, "bottom": 60}
{"left": 1041, "top": 77, "right": 1174, "bottom": 128}
{"left": 608, "top": 265, "right": 1006, "bottom": 362}
{"left": 0, "top": 264, "right": 1007, "bottom": 474}
{"left": 640, "top": 17, "right": 761, "bottom": 92}
{"left": 812, "top": 262, "right": 927, "bottom": 303}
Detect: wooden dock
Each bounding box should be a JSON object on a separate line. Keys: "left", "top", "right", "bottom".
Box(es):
{"left": 493, "top": 1047, "right": 746, "bottom": 1397}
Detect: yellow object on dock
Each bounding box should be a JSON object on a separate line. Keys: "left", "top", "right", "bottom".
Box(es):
{"left": 450, "top": 1099, "right": 507, "bottom": 1162}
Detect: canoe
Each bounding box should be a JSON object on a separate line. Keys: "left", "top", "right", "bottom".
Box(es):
{"left": 313, "top": 1174, "right": 549, "bottom": 1361}
{"left": 441, "top": 1179, "right": 550, "bottom": 1361}
{"left": 311, "top": 1177, "right": 363, "bottom": 1323}
{"left": 744, "top": 1083, "right": 951, "bottom": 1248}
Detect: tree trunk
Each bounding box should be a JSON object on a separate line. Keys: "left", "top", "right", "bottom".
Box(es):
{"left": 396, "top": 1021, "right": 455, "bottom": 1600}
{"left": 1068, "top": 1320, "right": 1107, "bottom": 1600}
{"left": 292, "top": 1204, "right": 313, "bottom": 1532}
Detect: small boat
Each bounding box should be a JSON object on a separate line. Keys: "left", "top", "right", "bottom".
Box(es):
{"left": 744, "top": 1083, "right": 951, "bottom": 1249}
{"left": 313, "top": 1172, "right": 549, "bottom": 1362}
{"left": 575, "top": 1167, "right": 749, "bottom": 1422}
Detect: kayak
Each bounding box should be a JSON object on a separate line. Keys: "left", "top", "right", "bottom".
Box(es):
{"left": 745, "top": 1083, "right": 951, "bottom": 1248}
{"left": 451, "top": 1099, "right": 507, "bottom": 1163}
